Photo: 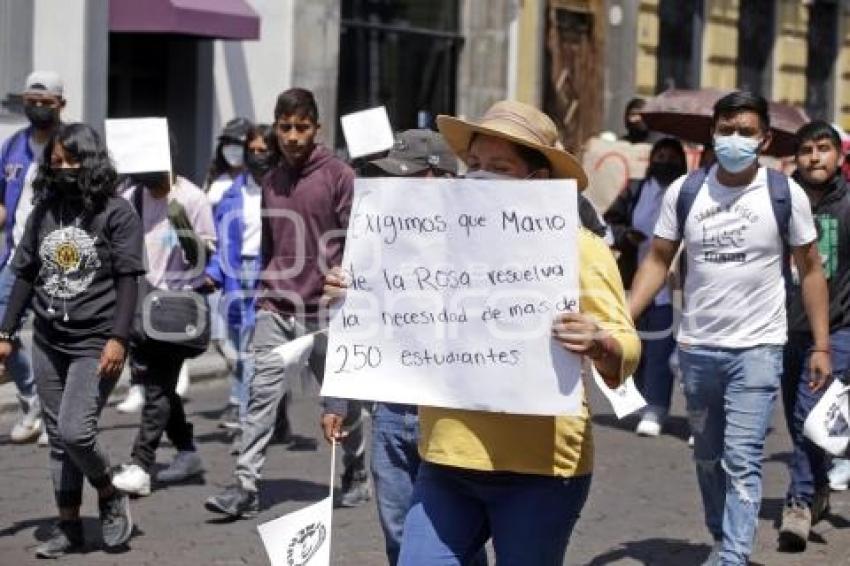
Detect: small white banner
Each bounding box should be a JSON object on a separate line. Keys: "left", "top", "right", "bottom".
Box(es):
{"left": 587, "top": 360, "right": 646, "bottom": 419}
{"left": 804, "top": 378, "right": 850, "bottom": 457}
{"left": 258, "top": 496, "right": 332, "bottom": 566}
{"left": 104, "top": 117, "right": 171, "bottom": 174}
{"left": 273, "top": 333, "right": 316, "bottom": 369}
{"left": 258, "top": 441, "right": 336, "bottom": 566}
{"left": 340, "top": 106, "right": 394, "bottom": 159}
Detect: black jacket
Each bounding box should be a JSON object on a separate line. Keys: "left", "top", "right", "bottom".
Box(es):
{"left": 787, "top": 173, "right": 850, "bottom": 335}
{"left": 604, "top": 179, "right": 645, "bottom": 289}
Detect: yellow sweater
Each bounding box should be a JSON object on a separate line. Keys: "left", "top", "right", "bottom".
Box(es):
{"left": 418, "top": 229, "right": 641, "bottom": 477}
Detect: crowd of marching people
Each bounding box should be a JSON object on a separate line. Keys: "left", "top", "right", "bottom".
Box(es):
{"left": 4, "top": 65, "right": 850, "bottom": 566}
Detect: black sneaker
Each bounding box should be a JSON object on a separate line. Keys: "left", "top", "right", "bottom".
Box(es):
{"left": 204, "top": 484, "right": 259, "bottom": 518}
{"left": 35, "top": 520, "right": 84, "bottom": 559}
{"left": 338, "top": 468, "right": 371, "bottom": 508}
{"left": 99, "top": 490, "right": 133, "bottom": 547}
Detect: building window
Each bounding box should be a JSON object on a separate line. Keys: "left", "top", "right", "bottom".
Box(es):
{"left": 737, "top": 0, "right": 775, "bottom": 96}
{"left": 656, "top": 0, "right": 703, "bottom": 91}
{"left": 337, "top": 0, "right": 461, "bottom": 146}
{"left": 806, "top": 0, "right": 840, "bottom": 120}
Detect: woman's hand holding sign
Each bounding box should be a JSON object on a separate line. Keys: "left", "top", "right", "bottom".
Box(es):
{"left": 552, "top": 312, "right": 622, "bottom": 389}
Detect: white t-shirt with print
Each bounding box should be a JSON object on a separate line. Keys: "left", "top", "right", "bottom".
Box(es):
{"left": 654, "top": 165, "right": 817, "bottom": 348}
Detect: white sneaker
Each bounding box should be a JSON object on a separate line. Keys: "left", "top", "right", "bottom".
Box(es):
{"left": 10, "top": 393, "right": 43, "bottom": 443}
{"left": 829, "top": 458, "right": 850, "bottom": 491}
{"left": 175, "top": 363, "right": 190, "bottom": 399}
{"left": 112, "top": 464, "right": 151, "bottom": 496}
{"left": 157, "top": 450, "right": 203, "bottom": 483}
{"left": 635, "top": 406, "right": 666, "bottom": 437}
{"left": 116, "top": 385, "right": 144, "bottom": 414}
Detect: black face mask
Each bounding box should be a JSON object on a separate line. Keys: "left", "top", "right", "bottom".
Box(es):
{"left": 245, "top": 151, "right": 274, "bottom": 178}
{"left": 649, "top": 162, "right": 683, "bottom": 186}
{"left": 25, "top": 105, "right": 58, "bottom": 130}
{"left": 53, "top": 168, "right": 81, "bottom": 195}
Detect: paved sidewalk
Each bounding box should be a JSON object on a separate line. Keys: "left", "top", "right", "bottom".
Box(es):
{"left": 0, "top": 340, "right": 230, "bottom": 415}
{"left": 1, "top": 376, "right": 850, "bottom": 565}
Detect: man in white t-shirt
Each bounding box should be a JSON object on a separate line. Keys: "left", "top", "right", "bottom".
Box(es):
{"left": 629, "top": 91, "right": 831, "bottom": 566}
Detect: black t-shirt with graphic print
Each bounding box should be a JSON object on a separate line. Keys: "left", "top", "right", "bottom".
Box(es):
{"left": 12, "top": 195, "right": 145, "bottom": 356}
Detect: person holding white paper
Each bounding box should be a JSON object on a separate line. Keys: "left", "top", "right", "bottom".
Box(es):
{"left": 205, "top": 88, "right": 368, "bottom": 520}
{"left": 324, "top": 100, "right": 640, "bottom": 566}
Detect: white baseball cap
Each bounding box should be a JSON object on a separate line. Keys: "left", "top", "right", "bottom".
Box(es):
{"left": 23, "top": 70, "right": 64, "bottom": 98}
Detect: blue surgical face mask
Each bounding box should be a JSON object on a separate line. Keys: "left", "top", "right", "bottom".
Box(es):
{"left": 712, "top": 133, "right": 761, "bottom": 174}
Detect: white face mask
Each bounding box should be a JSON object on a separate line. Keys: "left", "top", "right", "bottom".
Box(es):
{"left": 465, "top": 169, "right": 535, "bottom": 181}
{"left": 222, "top": 144, "right": 244, "bottom": 168}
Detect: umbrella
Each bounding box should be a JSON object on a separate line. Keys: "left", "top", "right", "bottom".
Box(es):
{"left": 640, "top": 88, "right": 809, "bottom": 157}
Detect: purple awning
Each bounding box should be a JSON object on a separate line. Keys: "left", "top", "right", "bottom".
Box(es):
{"left": 110, "top": 0, "right": 260, "bottom": 40}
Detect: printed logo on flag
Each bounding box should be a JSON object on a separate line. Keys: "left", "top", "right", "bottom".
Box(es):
{"left": 826, "top": 402, "right": 850, "bottom": 438}
{"left": 287, "top": 521, "right": 327, "bottom": 566}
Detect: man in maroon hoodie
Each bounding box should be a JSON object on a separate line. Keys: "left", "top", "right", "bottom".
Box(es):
{"left": 205, "top": 88, "right": 368, "bottom": 518}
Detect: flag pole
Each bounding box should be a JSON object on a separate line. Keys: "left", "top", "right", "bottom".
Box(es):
{"left": 329, "top": 438, "right": 337, "bottom": 498}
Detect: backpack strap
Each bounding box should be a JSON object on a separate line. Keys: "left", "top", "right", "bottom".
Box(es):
{"left": 765, "top": 168, "right": 793, "bottom": 289}
{"left": 675, "top": 167, "right": 710, "bottom": 241}
{"left": 765, "top": 168, "right": 792, "bottom": 245}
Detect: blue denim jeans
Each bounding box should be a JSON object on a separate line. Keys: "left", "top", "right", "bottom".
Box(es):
{"left": 679, "top": 344, "right": 783, "bottom": 566}
{"left": 398, "top": 462, "right": 591, "bottom": 566}
{"left": 782, "top": 327, "right": 850, "bottom": 506}
{"left": 223, "top": 256, "right": 259, "bottom": 422}
{"left": 0, "top": 264, "right": 34, "bottom": 397}
{"left": 371, "top": 403, "right": 420, "bottom": 566}
{"left": 634, "top": 303, "right": 676, "bottom": 412}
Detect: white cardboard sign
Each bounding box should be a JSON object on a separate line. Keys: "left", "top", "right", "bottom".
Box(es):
{"left": 321, "top": 177, "right": 584, "bottom": 416}
{"left": 104, "top": 117, "right": 171, "bottom": 174}
{"left": 339, "top": 106, "right": 394, "bottom": 159}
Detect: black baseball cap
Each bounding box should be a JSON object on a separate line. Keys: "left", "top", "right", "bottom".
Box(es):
{"left": 218, "top": 117, "right": 253, "bottom": 144}
{"left": 370, "top": 129, "right": 458, "bottom": 176}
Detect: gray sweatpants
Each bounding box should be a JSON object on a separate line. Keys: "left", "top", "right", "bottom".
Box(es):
{"left": 34, "top": 341, "right": 117, "bottom": 508}
{"left": 235, "top": 309, "right": 365, "bottom": 491}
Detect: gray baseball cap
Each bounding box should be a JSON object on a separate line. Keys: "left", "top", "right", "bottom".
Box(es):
{"left": 370, "top": 129, "right": 458, "bottom": 176}
{"left": 22, "top": 70, "right": 64, "bottom": 98}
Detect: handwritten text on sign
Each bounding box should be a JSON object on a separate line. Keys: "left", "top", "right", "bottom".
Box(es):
{"left": 321, "top": 178, "right": 583, "bottom": 416}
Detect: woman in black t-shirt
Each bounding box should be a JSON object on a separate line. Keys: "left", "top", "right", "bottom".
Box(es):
{"left": 0, "top": 123, "right": 144, "bottom": 558}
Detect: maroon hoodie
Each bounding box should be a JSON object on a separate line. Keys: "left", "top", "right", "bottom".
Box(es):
{"left": 257, "top": 144, "right": 353, "bottom": 319}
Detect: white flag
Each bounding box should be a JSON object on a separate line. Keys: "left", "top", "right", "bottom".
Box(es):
{"left": 804, "top": 378, "right": 850, "bottom": 456}
{"left": 258, "top": 496, "right": 333, "bottom": 566}
{"left": 273, "top": 334, "right": 316, "bottom": 369}
{"left": 587, "top": 360, "right": 646, "bottom": 419}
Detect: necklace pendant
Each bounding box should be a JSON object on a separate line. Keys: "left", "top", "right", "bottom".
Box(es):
{"left": 63, "top": 312, "right": 69, "bottom": 322}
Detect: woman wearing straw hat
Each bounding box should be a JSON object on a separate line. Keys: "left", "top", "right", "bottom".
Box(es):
{"left": 325, "top": 100, "right": 641, "bottom": 565}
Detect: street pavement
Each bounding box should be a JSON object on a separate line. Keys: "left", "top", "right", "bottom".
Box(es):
{"left": 1, "top": 373, "right": 850, "bottom": 565}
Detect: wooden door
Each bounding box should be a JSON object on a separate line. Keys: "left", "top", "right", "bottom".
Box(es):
{"left": 543, "top": 1, "right": 604, "bottom": 154}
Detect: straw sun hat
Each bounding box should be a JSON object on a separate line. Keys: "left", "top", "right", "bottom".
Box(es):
{"left": 436, "top": 100, "right": 588, "bottom": 190}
